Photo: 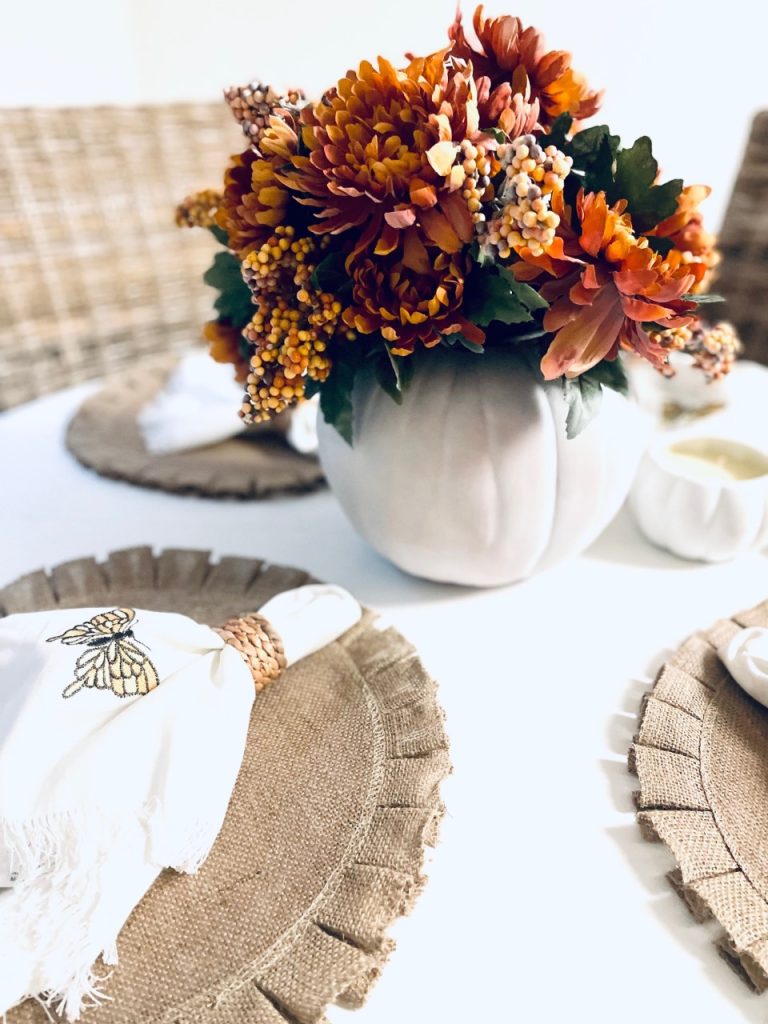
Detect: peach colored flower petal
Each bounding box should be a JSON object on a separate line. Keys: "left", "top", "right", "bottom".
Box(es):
{"left": 383, "top": 208, "right": 417, "bottom": 229}
{"left": 426, "top": 141, "right": 459, "bottom": 177}
{"left": 620, "top": 296, "right": 686, "bottom": 323}
{"left": 541, "top": 285, "right": 626, "bottom": 380}
{"left": 419, "top": 208, "right": 462, "bottom": 252}
{"left": 401, "top": 230, "right": 431, "bottom": 274}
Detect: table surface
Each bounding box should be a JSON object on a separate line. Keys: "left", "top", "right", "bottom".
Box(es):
{"left": 2, "top": 381, "right": 767, "bottom": 1024}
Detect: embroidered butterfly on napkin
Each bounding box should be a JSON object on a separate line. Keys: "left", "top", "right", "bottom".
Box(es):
{"left": 47, "top": 608, "right": 159, "bottom": 699}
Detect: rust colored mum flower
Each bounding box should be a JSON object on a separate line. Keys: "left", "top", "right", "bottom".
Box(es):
{"left": 448, "top": 6, "right": 601, "bottom": 128}
{"left": 203, "top": 320, "right": 249, "bottom": 382}
{"left": 284, "top": 53, "right": 480, "bottom": 259}
{"left": 216, "top": 115, "right": 299, "bottom": 258}
{"left": 648, "top": 184, "right": 720, "bottom": 292}
{"left": 342, "top": 232, "right": 483, "bottom": 354}
{"left": 514, "top": 190, "right": 699, "bottom": 379}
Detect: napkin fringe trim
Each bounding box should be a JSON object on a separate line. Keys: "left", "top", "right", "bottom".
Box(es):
{"left": 2, "top": 805, "right": 219, "bottom": 1022}
{"left": 2, "top": 810, "right": 122, "bottom": 1021}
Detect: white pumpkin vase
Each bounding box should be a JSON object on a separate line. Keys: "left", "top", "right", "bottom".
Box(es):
{"left": 317, "top": 348, "right": 649, "bottom": 587}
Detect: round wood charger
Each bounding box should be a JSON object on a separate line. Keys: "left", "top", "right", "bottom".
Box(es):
{"left": 66, "top": 357, "right": 325, "bottom": 498}
{"left": 1, "top": 548, "right": 449, "bottom": 1023}
{"left": 630, "top": 598, "right": 768, "bottom": 991}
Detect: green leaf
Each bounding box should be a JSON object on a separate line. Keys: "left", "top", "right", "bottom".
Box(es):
{"left": 469, "top": 238, "right": 496, "bottom": 268}
{"left": 561, "top": 375, "right": 603, "bottom": 439}
{"left": 463, "top": 266, "right": 548, "bottom": 327}
{"left": 374, "top": 361, "right": 402, "bottom": 403}
{"left": 318, "top": 360, "right": 358, "bottom": 445}
{"left": 609, "top": 137, "right": 682, "bottom": 232}
{"left": 683, "top": 292, "right": 724, "bottom": 305}
{"left": 208, "top": 225, "right": 229, "bottom": 247}
{"left": 568, "top": 125, "right": 618, "bottom": 160}
{"left": 558, "top": 358, "right": 629, "bottom": 438}
{"left": 303, "top": 377, "right": 322, "bottom": 399}
{"left": 498, "top": 326, "right": 548, "bottom": 343}
{"left": 499, "top": 267, "right": 549, "bottom": 310}
{"left": 203, "top": 249, "right": 241, "bottom": 293}
{"left": 372, "top": 345, "right": 414, "bottom": 404}
{"left": 203, "top": 251, "right": 253, "bottom": 328}
{"left": 446, "top": 332, "right": 484, "bottom": 353}
{"left": 567, "top": 125, "right": 619, "bottom": 194}
{"left": 646, "top": 236, "right": 675, "bottom": 257}
{"left": 547, "top": 113, "right": 573, "bottom": 150}
{"left": 310, "top": 249, "right": 350, "bottom": 294}
{"left": 585, "top": 356, "right": 629, "bottom": 396}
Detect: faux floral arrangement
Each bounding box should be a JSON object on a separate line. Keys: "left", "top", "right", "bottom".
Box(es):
{"left": 177, "top": 6, "right": 738, "bottom": 442}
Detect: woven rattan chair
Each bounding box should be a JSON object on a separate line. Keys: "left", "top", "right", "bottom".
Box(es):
{"left": 0, "top": 103, "right": 241, "bottom": 409}
{"left": 718, "top": 110, "right": 768, "bottom": 363}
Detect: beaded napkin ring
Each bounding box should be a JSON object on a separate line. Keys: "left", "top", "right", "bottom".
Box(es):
{"left": 214, "top": 614, "right": 287, "bottom": 692}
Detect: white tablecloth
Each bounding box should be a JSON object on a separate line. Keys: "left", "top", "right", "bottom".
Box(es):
{"left": 1, "top": 382, "right": 767, "bottom": 1024}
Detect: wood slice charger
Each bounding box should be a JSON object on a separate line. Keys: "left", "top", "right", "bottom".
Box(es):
{"left": 66, "top": 357, "right": 325, "bottom": 498}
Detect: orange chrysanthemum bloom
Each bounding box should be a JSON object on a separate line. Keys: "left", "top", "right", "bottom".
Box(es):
{"left": 203, "top": 320, "right": 249, "bottom": 382}
{"left": 216, "top": 115, "right": 299, "bottom": 258}
{"left": 284, "top": 53, "right": 480, "bottom": 259}
{"left": 342, "top": 232, "right": 482, "bottom": 354}
{"left": 448, "top": 6, "right": 601, "bottom": 129}
{"left": 648, "top": 184, "right": 720, "bottom": 293}
{"left": 513, "top": 190, "right": 700, "bottom": 379}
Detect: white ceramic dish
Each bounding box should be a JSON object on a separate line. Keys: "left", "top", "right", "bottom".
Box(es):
{"left": 630, "top": 431, "right": 768, "bottom": 561}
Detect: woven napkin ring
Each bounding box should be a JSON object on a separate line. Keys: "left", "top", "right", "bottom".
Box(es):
{"left": 213, "top": 614, "right": 287, "bottom": 693}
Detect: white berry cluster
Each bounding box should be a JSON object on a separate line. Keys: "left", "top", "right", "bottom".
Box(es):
{"left": 483, "top": 135, "right": 572, "bottom": 260}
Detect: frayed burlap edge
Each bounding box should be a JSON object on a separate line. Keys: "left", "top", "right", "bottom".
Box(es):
{"left": 629, "top": 598, "right": 768, "bottom": 993}
{"left": 0, "top": 547, "right": 450, "bottom": 1024}
{"left": 65, "top": 357, "right": 325, "bottom": 499}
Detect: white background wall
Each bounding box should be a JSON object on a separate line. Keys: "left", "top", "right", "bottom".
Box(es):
{"left": 2, "top": 0, "right": 767, "bottom": 229}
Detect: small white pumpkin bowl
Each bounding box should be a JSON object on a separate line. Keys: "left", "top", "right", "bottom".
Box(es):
{"left": 630, "top": 431, "right": 768, "bottom": 562}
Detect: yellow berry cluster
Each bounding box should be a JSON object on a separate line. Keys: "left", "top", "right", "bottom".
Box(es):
{"left": 242, "top": 293, "right": 332, "bottom": 421}
{"left": 485, "top": 135, "right": 572, "bottom": 260}
{"left": 238, "top": 226, "right": 354, "bottom": 422}
{"left": 174, "top": 189, "right": 223, "bottom": 229}
{"left": 652, "top": 321, "right": 741, "bottom": 381}
{"left": 224, "top": 81, "right": 305, "bottom": 149}
{"left": 457, "top": 140, "right": 495, "bottom": 225}
{"left": 242, "top": 225, "right": 315, "bottom": 294}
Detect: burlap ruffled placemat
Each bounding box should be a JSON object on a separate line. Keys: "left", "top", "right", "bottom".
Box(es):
{"left": 1, "top": 547, "right": 449, "bottom": 1023}
{"left": 66, "top": 357, "right": 324, "bottom": 498}
{"left": 630, "top": 598, "right": 768, "bottom": 990}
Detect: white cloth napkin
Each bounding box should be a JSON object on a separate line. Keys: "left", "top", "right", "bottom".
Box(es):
{"left": 0, "top": 584, "right": 360, "bottom": 1020}
{"left": 719, "top": 626, "right": 768, "bottom": 708}
{"left": 137, "top": 351, "right": 319, "bottom": 455}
